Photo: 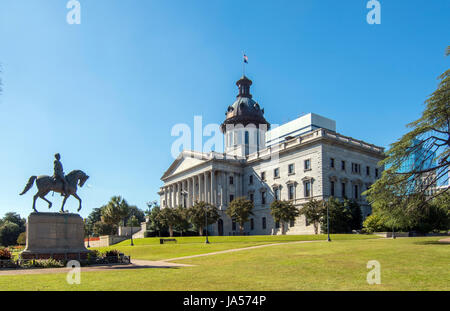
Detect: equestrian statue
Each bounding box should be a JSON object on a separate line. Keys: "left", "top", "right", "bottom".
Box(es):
{"left": 20, "top": 153, "right": 89, "bottom": 213}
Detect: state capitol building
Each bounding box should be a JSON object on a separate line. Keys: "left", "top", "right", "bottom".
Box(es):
{"left": 159, "top": 76, "right": 384, "bottom": 235}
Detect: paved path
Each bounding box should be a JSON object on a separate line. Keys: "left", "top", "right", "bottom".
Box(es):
{"left": 438, "top": 237, "right": 450, "bottom": 243}
{"left": 163, "top": 240, "right": 323, "bottom": 262}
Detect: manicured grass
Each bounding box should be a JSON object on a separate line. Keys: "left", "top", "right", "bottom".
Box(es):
{"left": 95, "top": 234, "right": 381, "bottom": 261}
{"left": 0, "top": 236, "right": 448, "bottom": 290}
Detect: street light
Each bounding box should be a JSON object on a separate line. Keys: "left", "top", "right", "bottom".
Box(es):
{"left": 205, "top": 205, "right": 210, "bottom": 244}
{"left": 87, "top": 223, "right": 91, "bottom": 248}
{"left": 326, "top": 202, "right": 331, "bottom": 242}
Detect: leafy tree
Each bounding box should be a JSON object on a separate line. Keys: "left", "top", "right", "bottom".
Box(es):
{"left": 17, "top": 232, "right": 26, "bottom": 245}
{"left": 1, "top": 212, "right": 26, "bottom": 232}
{"left": 127, "top": 215, "right": 140, "bottom": 227}
{"left": 187, "top": 201, "right": 220, "bottom": 236}
{"left": 319, "top": 198, "right": 353, "bottom": 234}
{"left": 173, "top": 205, "right": 190, "bottom": 236}
{"left": 270, "top": 200, "right": 300, "bottom": 234}
{"left": 0, "top": 221, "right": 21, "bottom": 246}
{"left": 101, "top": 196, "right": 130, "bottom": 233}
{"left": 92, "top": 221, "right": 116, "bottom": 236}
{"left": 299, "top": 199, "right": 325, "bottom": 234}
{"left": 146, "top": 202, "right": 166, "bottom": 236}
{"left": 226, "top": 197, "right": 254, "bottom": 235}
{"left": 158, "top": 206, "right": 179, "bottom": 237}
{"left": 366, "top": 46, "right": 450, "bottom": 218}
{"left": 126, "top": 205, "right": 145, "bottom": 224}
{"left": 346, "top": 199, "right": 363, "bottom": 230}
{"left": 86, "top": 207, "right": 103, "bottom": 227}
{"left": 362, "top": 213, "right": 390, "bottom": 233}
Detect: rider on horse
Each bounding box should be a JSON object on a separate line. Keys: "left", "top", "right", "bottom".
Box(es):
{"left": 53, "top": 153, "right": 68, "bottom": 197}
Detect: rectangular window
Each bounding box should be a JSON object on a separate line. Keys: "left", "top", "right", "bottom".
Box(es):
{"left": 288, "top": 184, "right": 295, "bottom": 200}
{"left": 249, "top": 175, "right": 253, "bottom": 185}
{"left": 330, "top": 181, "right": 335, "bottom": 197}
{"left": 288, "top": 163, "right": 295, "bottom": 174}
{"left": 250, "top": 218, "right": 254, "bottom": 230}
{"left": 229, "top": 176, "right": 234, "bottom": 185}
{"left": 261, "top": 191, "right": 266, "bottom": 204}
{"left": 261, "top": 171, "right": 266, "bottom": 181}
{"left": 341, "top": 183, "right": 346, "bottom": 198}
{"left": 249, "top": 193, "right": 254, "bottom": 203}
{"left": 351, "top": 163, "right": 360, "bottom": 174}
{"left": 304, "top": 159, "right": 311, "bottom": 170}
{"left": 274, "top": 188, "right": 280, "bottom": 200}
{"left": 290, "top": 219, "right": 295, "bottom": 227}
{"left": 232, "top": 221, "right": 236, "bottom": 231}
{"left": 354, "top": 185, "right": 359, "bottom": 199}
{"left": 262, "top": 217, "right": 266, "bottom": 230}
{"left": 229, "top": 194, "right": 234, "bottom": 203}
{"left": 366, "top": 166, "right": 370, "bottom": 176}
{"left": 330, "top": 158, "right": 335, "bottom": 168}
{"left": 341, "top": 161, "right": 346, "bottom": 171}
{"left": 375, "top": 168, "right": 379, "bottom": 178}
{"left": 274, "top": 168, "right": 280, "bottom": 178}
{"left": 304, "top": 182, "right": 311, "bottom": 197}
{"left": 275, "top": 221, "right": 280, "bottom": 229}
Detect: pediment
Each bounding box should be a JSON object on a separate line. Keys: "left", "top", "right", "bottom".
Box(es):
{"left": 161, "top": 152, "right": 208, "bottom": 180}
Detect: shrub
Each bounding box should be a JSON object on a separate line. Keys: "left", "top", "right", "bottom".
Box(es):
{"left": 362, "top": 214, "right": 390, "bottom": 233}
{"left": 103, "top": 249, "right": 120, "bottom": 257}
{"left": 33, "top": 259, "right": 64, "bottom": 268}
{"left": 16, "top": 232, "right": 26, "bottom": 245}
{"left": 87, "top": 250, "right": 100, "bottom": 262}
{"left": 0, "top": 248, "right": 12, "bottom": 260}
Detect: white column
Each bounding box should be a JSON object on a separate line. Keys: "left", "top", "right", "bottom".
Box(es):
{"left": 204, "top": 172, "right": 208, "bottom": 203}
{"left": 187, "top": 178, "right": 192, "bottom": 207}
{"left": 164, "top": 187, "right": 168, "bottom": 207}
{"left": 211, "top": 170, "right": 215, "bottom": 206}
{"left": 192, "top": 177, "right": 196, "bottom": 204}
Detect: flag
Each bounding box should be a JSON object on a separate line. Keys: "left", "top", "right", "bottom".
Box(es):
{"left": 243, "top": 54, "right": 248, "bottom": 63}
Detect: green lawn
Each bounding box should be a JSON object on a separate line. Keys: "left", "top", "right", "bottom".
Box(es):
{"left": 95, "top": 234, "right": 381, "bottom": 261}
{"left": 0, "top": 236, "right": 448, "bottom": 291}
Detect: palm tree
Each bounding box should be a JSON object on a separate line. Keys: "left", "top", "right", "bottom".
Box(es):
{"left": 101, "top": 196, "right": 130, "bottom": 234}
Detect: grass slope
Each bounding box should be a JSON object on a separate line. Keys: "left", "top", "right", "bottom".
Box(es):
{"left": 0, "top": 236, "right": 449, "bottom": 291}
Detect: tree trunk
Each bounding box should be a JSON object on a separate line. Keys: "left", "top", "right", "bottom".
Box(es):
{"left": 240, "top": 224, "right": 244, "bottom": 235}
{"left": 281, "top": 222, "right": 285, "bottom": 235}
{"left": 169, "top": 225, "right": 174, "bottom": 237}
{"left": 314, "top": 222, "right": 318, "bottom": 234}
{"left": 199, "top": 226, "right": 203, "bottom": 236}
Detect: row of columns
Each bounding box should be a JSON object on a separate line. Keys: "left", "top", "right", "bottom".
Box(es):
{"left": 162, "top": 170, "right": 243, "bottom": 209}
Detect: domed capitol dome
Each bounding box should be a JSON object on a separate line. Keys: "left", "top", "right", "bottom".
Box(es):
{"left": 221, "top": 76, "right": 270, "bottom": 133}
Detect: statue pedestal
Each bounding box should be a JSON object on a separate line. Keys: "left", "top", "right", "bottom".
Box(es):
{"left": 21, "top": 212, "right": 90, "bottom": 260}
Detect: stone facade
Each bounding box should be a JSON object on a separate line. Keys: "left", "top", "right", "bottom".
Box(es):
{"left": 159, "top": 129, "right": 384, "bottom": 236}
{"left": 159, "top": 76, "right": 384, "bottom": 236}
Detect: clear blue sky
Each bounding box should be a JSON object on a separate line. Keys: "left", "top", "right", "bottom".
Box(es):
{"left": 0, "top": 0, "right": 448, "bottom": 219}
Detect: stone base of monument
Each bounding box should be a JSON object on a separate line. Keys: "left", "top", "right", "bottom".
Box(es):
{"left": 20, "top": 212, "right": 90, "bottom": 261}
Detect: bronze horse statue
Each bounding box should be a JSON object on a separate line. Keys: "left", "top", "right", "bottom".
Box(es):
{"left": 20, "top": 170, "right": 89, "bottom": 213}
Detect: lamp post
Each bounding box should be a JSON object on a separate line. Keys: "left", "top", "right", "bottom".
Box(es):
{"left": 87, "top": 223, "right": 91, "bottom": 248}
{"left": 205, "top": 206, "right": 210, "bottom": 244}
{"left": 326, "top": 202, "right": 331, "bottom": 242}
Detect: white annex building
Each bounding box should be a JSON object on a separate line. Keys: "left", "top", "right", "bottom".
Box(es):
{"left": 159, "top": 76, "right": 385, "bottom": 235}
